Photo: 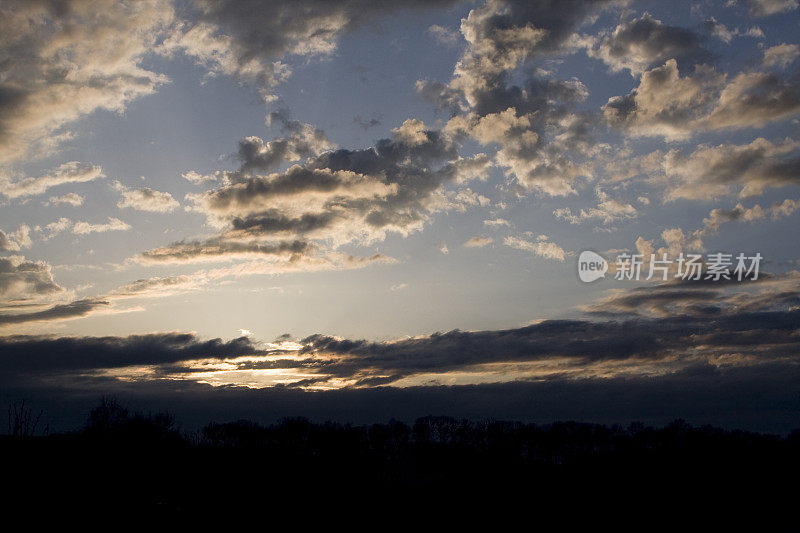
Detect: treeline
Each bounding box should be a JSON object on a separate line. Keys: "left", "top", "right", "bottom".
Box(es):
{"left": 3, "top": 397, "right": 799, "bottom": 515}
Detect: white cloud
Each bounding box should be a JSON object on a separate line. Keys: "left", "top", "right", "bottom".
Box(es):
{"left": 72, "top": 218, "right": 131, "bottom": 235}
{"left": 554, "top": 188, "right": 637, "bottom": 226}
{"left": 114, "top": 181, "right": 179, "bottom": 213}
{"left": 0, "top": 162, "right": 104, "bottom": 199}
{"left": 763, "top": 43, "right": 800, "bottom": 68}
{"left": 504, "top": 235, "right": 566, "bottom": 261}
{"left": 46, "top": 193, "right": 84, "bottom": 207}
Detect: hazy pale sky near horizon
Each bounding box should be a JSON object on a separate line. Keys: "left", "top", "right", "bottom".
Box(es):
{"left": 2, "top": 0, "right": 800, "bottom": 395}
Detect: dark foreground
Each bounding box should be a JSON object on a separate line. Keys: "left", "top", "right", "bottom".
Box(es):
{"left": 3, "top": 398, "right": 799, "bottom": 519}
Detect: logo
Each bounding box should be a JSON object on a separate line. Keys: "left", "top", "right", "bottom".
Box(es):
{"left": 578, "top": 251, "right": 608, "bottom": 283}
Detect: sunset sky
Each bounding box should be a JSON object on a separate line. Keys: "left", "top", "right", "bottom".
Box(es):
{"left": 2, "top": 0, "right": 800, "bottom": 430}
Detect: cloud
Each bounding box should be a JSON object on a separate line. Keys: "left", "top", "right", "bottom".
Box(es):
{"left": 35, "top": 217, "right": 136, "bottom": 240}
{"left": 72, "top": 218, "right": 131, "bottom": 235}
{"left": 763, "top": 43, "right": 800, "bottom": 68}
{"left": 603, "top": 60, "right": 722, "bottom": 139}
{"left": 464, "top": 237, "right": 493, "bottom": 248}
{"left": 0, "top": 298, "right": 109, "bottom": 326}
{"left": 704, "top": 71, "right": 800, "bottom": 131}
{"left": 45, "top": 193, "right": 84, "bottom": 207}
{"left": 353, "top": 115, "right": 380, "bottom": 131}
{"left": 4, "top": 301, "right": 800, "bottom": 391}
{"left": 0, "top": 332, "right": 260, "bottom": 376}
{"left": 114, "top": 182, "right": 179, "bottom": 213}
{"left": 696, "top": 198, "right": 800, "bottom": 240}
{"left": 0, "top": 0, "right": 460, "bottom": 164}
{"left": 0, "top": 225, "right": 32, "bottom": 252}
{"left": 0, "top": 255, "right": 64, "bottom": 306}
{"left": 0, "top": 254, "right": 120, "bottom": 327}
{"left": 702, "top": 18, "right": 764, "bottom": 43}
{"left": 739, "top": 0, "right": 799, "bottom": 17}
{"left": 503, "top": 235, "right": 566, "bottom": 261}
{"left": 554, "top": 188, "right": 637, "bottom": 226}
{"left": 170, "top": 119, "right": 490, "bottom": 270}
{"left": 37, "top": 218, "right": 73, "bottom": 241}
{"left": 0, "top": 162, "right": 104, "bottom": 199}
{"left": 417, "top": 0, "right": 622, "bottom": 195}
{"left": 3, "top": 276, "right": 800, "bottom": 418}
{"left": 182, "top": 170, "right": 220, "bottom": 185}
{"left": 588, "top": 13, "right": 708, "bottom": 75}
{"left": 664, "top": 137, "right": 800, "bottom": 200}
{"left": 0, "top": 0, "right": 174, "bottom": 164}
{"left": 180, "top": 112, "right": 336, "bottom": 192}
{"left": 605, "top": 59, "right": 800, "bottom": 139}
{"left": 163, "top": 0, "right": 461, "bottom": 99}
{"left": 484, "top": 218, "right": 511, "bottom": 228}
{"left": 139, "top": 239, "right": 315, "bottom": 265}
{"left": 583, "top": 272, "right": 800, "bottom": 318}
{"left": 428, "top": 24, "right": 460, "bottom": 46}
{"left": 108, "top": 275, "right": 206, "bottom": 300}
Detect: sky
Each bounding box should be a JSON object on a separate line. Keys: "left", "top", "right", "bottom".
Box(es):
{"left": 2, "top": 0, "right": 800, "bottom": 431}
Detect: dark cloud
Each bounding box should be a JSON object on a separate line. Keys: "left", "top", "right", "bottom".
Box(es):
{"left": 168, "top": 120, "right": 489, "bottom": 264}
{"left": 0, "top": 332, "right": 261, "bottom": 377}
{"left": 353, "top": 115, "right": 380, "bottom": 130}
{"left": 4, "top": 287, "right": 800, "bottom": 388}
{"left": 590, "top": 13, "right": 710, "bottom": 74}
{"left": 4, "top": 304, "right": 800, "bottom": 433}
{"left": 0, "top": 298, "right": 108, "bottom": 325}
{"left": 168, "top": 0, "right": 463, "bottom": 97}
{"left": 584, "top": 273, "right": 800, "bottom": 317}
{"left": 140, "top": 238, "right": 314, "bottom": 264}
